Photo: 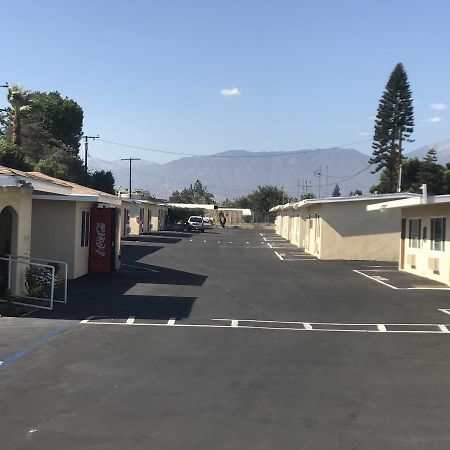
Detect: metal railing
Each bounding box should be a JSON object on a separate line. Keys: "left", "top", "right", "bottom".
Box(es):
{"left": 0, "top": 255, "right": 68, "bottom": 310}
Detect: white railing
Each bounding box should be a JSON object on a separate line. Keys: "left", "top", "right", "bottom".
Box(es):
{"left": 0, "top": 255, "right": 68, "bottom": 310}
{"left": 10, "top": 255, "right": 68, "bottom": 304}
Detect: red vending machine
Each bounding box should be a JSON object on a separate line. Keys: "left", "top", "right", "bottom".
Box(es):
{"left": 89, "top": 208, "right": 117, "bottom": 273}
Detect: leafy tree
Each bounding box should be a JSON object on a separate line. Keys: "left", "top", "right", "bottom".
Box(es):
{"left": 349, "top": 189, "right": 363, "bottom": 196}
{"left": 416, "top": 149, "right": 445, "bottom": 195}
{"left": 247, "top": 185, "right": 290, "bottom": 212}
{"left": 369, "top": 63, "right": 414, "bottom": 193}
{"left": 30, "top": 91, "right": 83, "bottom": 153}
{"left": 332, "top": 184, "right": 341, "bottom": 197}
{"left": 34, "top": 147, "right": 85, "bottom": 182}
{"left": 444, "top": 163, "right": 450, "bottom": 194}
{"left": 169, "top": 180, "right": 214, "bottom": 204}
{"left": 401, "top": 150, "right": 448, "bottom": 195}
{"left": 0, "top": 140, "right": 31, "bottom": 171}
{"left": 88, "top": 170, "right": 115, "bottom": 194}
{"left": 167, "top": 207, "right": 205, "bottom": 224}
{"left": 400, "top": 157, "right": 422, "bottom": 193}
{"left": 301, "top": 192, "right": 316, "bottom": 200}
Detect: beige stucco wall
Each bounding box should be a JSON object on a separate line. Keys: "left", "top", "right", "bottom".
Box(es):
{"left": 149, "top": 205, "right": 167, "bottom": 231}
{"left": 31, "top": 200, "right": 77, "bottom": 278}
{"left": 304, "top": 201, "right": 401, "bottom": 261}
{"left": 275, "top": 209, "right": 306, "bottom": 248}
{"left": 402, "top": 203, "right": 450, "bottom": 285}
{"left": 0, "top": 187, "right": 33, "bottom": 295}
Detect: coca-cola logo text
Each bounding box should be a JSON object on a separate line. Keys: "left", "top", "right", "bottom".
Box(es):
{"left": 95, "top": 222, "right": 106, "bottom": 257}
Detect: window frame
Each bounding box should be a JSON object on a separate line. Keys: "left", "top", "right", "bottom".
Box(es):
{"left": 408, "top": 218, "right": 421, "bottom": 249}
{"left": 430, "top": 216, "right": 446, "bottom": 252}
{"left": 81, "top": 209, "right": 90, "bottom": 247}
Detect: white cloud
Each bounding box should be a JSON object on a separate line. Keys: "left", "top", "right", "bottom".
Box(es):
{"left": 357, "top": 131, "right": 369, "bottom": 136}
{"left": 221, "top": 87, "right": 241, "bottom": 97}
{"left": 430, "top": 103, "right": 447, "bottom": 110}
{"left": 423, "top": 116, "right": 442, "bottom": 123}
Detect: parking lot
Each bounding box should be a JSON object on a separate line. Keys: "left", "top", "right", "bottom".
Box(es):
{"left": 1, "top": 228, "right": 450, "bottom": 449}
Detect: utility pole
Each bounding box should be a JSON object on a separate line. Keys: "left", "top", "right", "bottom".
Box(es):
{"left": 121, "top": 157, "right": 140, "bottom": 198}
{"left": 0, "top": 82, "right": 8, "bottom": 113}
{"left": 325, "top": 166, "right": 329, "bottom": 197}
{"left": 82, "top": 134, "right": 99, "bottom": 181}
{"left": 314, "top": 166, "right": 322, "bottom": 198}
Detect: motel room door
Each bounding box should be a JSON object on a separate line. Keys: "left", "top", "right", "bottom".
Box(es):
{"left": 89, "top": 208, "right": 117, "bottom": 273}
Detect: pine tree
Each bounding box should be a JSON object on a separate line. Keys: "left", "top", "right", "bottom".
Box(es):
{"left": 369, "top": 63, "right": 414, "bottom": 193}
{"left": 332, "top": 184, "right": 341, "bottom": 197}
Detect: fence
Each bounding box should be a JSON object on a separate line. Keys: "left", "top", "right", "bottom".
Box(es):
{"left": 0, "top": 255, "right": 68, "bottom": 310}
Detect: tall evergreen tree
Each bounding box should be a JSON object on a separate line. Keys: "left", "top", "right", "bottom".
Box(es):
{"left": 332, "top": 184, "right": 341, "bottom": 197}
{"left": 369, "top": 63, "right": 414, "bottom": 193}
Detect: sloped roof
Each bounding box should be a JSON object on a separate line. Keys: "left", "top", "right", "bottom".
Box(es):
{"left": 26, "top": 171, "right": 117, "bottom": 198}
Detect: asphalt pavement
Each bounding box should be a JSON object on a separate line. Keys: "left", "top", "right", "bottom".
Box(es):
{"left": 1, "top": 228, "right": 450, "bottom": 449}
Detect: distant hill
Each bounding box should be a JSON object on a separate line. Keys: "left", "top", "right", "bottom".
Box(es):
{"left": 407, "top": 139, "right": 450, "bottom": 164}
{"left": 101, "top": 139, "right": 450, "bottom": 200}
{"left": 106, "top": 147, "right": 378, "bottom": 200}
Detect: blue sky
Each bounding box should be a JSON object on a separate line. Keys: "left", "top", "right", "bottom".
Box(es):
{"left": 1, "top": 0, "right": 449, "bottom": 164}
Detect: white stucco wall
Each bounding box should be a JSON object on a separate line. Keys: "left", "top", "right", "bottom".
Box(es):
{"left": 402, "top": 203, "right": 450, "bottom": 285}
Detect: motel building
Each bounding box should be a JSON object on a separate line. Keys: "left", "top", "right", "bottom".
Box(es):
{"left": 368, "top": 192, "right": 450, "bottom": 285}
{"left": 119, "top": 195, "right": 168, "bottom": 237}
{"left": 0, "top": 166, "right": 122, "bottom": 297}
{"left": 271, "top": 193, "right": 420, "bottom": 262}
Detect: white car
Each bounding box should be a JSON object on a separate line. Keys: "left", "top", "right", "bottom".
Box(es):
{"left": 203, "top": 217, "right": 215, "bottom": 229}
{"left": 187, "top": 216, "right": 205, "bottom": 232}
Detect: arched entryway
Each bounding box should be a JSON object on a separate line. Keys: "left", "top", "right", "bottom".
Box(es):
{"left": 0, "top": 206, "right": 18, "bottom": 294}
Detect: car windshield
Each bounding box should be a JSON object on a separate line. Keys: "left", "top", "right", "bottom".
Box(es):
{"left": 190, "top": 217, "right": 202, "bottom": 223}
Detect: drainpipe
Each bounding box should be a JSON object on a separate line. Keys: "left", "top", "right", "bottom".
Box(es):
{"left": 420, "top": 184, "right": 428, "bottom": 204}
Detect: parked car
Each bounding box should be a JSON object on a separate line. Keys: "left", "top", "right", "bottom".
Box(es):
{"left": 187, "top": 216, "right": 205, "bottom": 232}
{"left": 203, "top": 217, "right": 214, "bottom": 229}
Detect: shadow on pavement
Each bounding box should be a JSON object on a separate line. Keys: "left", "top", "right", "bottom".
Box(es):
{"left": 28, "top": 241, "right": 207, "bottom": 321}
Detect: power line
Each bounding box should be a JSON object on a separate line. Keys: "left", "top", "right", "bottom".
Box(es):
{"left": 97, "top": 138, "right": 372, "bottom": 159}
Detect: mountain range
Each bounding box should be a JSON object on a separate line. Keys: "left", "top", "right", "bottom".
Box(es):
{"left": 97, "top": 139, "right": 450, "bottom": 201}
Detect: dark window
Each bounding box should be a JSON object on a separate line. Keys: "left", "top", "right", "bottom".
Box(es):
{"left": 81, "top": 210, "right": 90, "bottom": 247}
{"left": 408, "top": 218, "right": 421, "bottom": 249}
{"left": 431, "top": 217, "right": 446, "bottom": 251}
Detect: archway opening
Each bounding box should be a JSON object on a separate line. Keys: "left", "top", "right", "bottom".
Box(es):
{"left": 0, "top": 206, "right": 18, "bottom": 294}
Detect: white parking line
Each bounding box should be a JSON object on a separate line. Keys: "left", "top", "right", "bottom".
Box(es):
{"left": 274, "top": 251, "right": 284, "bottom": 260}
{"left": 354, "top": 270, "right": 450, "bottom": 290}
{"left": 439, "top": 309, "right": 450, "bottom": 316}
{"left": 80, "top": 317, "right": 450, "bottom": 335}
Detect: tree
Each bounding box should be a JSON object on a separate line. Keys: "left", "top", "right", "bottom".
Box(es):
{"left": 400, "top": 150, "right": 448, "bottom": 195}
{"left": 349, "top": 189, "right": 363, "bottom": 196}
{"left": 88, "top": 170, "right": 115, "bottom": 194}
{"left": 332, "top": 184, "right": 341, "bottom": 197}
{"left": 245, "top": 185, "right": 289, "bottom": 213}
{"left": 369, "top": 63, "right": 414, "bottom": 193}
{"left": 34, "top": 147, "right": 85, "bottom": 182}
{"left": 417, "top": 149, "right": 445, "bottom": 195}
{"left": 301, "top": 192, "right": 316, "bottom": 200}
{"left": 167, "top": 206, "right": 205, "bottom": 224}
{"left": 0, "top": 140, "right": 31, "bottom": 171}
{"left": 169, "top": 180, "right": 214, "bottom": 204}
{"left": 7, "top": 85, "right": 33, "bottom": 146}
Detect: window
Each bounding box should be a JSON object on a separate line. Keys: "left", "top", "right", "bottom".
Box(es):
{"left": 81, "top": 210, "right": 90, "bottom": 247}
{"left": 431, "top": 217, "right": 446, "bottom": 251}
{"left": 408, "top": 218, "right": 421, "bottom": 249}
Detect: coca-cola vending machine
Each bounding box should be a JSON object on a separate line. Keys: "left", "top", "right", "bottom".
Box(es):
{"left": 89, "top": 208, "right": 117, "bottom": 273}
